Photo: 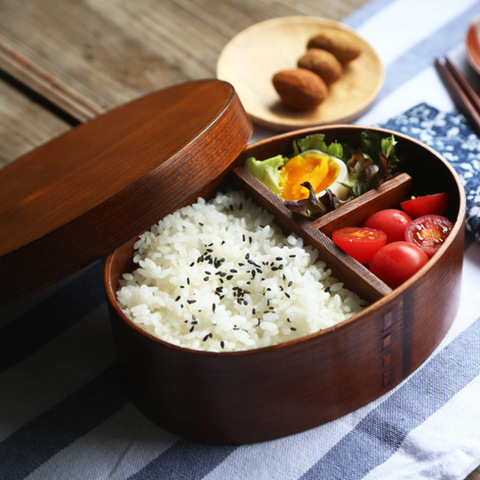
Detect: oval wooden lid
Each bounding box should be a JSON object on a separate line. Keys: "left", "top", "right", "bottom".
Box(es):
{"left": 0, "top": 79, "right": 253, "bottom": 302}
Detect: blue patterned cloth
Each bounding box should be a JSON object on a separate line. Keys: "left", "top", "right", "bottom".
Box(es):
{"left": 380, "top": 103, "right": 480, "bottom": 242}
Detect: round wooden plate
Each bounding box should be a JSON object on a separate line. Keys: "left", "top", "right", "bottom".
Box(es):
{"left": 466, "top": 15, "right": 480, "bottom": 74}
{"left": 216, "top": 16, "right": 384, "bottom": 131}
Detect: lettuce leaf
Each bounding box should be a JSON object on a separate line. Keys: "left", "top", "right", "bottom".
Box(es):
{"left": 244, "top": 155, "right": 287, "bottom": 195}
{"left": 292, "top": 133, "right": 344, "bottom": 160}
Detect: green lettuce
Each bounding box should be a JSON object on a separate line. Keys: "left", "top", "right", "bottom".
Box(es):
{"left": 244, "top": 155, "right": 287, "bottom": 195}
{"left": 292, "top": 133, "right": 344, "bottom": 160}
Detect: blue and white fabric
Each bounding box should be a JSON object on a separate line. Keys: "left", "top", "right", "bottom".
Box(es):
{"left": 1, "top": 0, "right": 480, "bottom": 479}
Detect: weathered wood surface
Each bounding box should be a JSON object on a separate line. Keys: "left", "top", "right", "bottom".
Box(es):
{"left": 0, "top": 0, "right": 369, "bottom": 167}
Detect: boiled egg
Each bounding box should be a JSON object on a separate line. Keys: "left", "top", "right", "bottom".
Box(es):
{"left": 279, "top": 150, "right": 348, "bottom": 201}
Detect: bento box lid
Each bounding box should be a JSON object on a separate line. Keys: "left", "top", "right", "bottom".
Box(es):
{"left": 0, "top": 80, "right": 253, "bottom": 303}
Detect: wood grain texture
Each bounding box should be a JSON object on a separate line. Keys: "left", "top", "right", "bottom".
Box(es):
{"left": 104, "top": 125, "right": 466, "bottom": 444}
{"left": 217, "top": 17, "right": 383, "bottom": 131}
{"left": 0, "top": 80, "right": 252, "bottom": 302}
{"left": 0, "top": 0, "right": 370, "bottom": 165}
{"left": 0, "top": 75, "right": 71, "bottom": 168}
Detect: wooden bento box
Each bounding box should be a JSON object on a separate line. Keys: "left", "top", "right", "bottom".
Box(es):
{"left": 0, "top": 80, "right": 466, "bottom": 445}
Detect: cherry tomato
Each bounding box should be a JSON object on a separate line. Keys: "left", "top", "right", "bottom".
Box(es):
{"left": 400, "top": 192, "right": 449, "bottom": 218}
{"left": 405, "top": 214, "right": 454, "bottom": 257}
{"left": 363, "top": 209, "right": 412, "bottom": 243}
{"left": 369, "top": 241, "right": 429, "bottom": 289}
{"left": 332, "top": 227, "right": 387, "bottom": 264}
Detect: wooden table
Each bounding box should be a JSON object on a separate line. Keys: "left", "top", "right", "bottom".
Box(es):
{"left": 1, "top": 1, "right": 479, "bottom": 478}
{"left": 0, "top": 0, "right": 369, "bottom": 168}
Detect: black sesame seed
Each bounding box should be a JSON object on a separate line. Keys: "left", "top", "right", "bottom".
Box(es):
{"left": 203, "top": 333, "right": 212, "bottom": 341}
{"left": 189, "top": 326, "right": 195, "bottom": 332}
{"left": 284, "top": 292, "right": 291, "bottom": 298}
{"left": 175, "top": 295, "right": 181, "bottom": 302}
{"left": 290, "top": 327, "right": 297, "bottom": 331}
{"left": 245, "top": 253, "right": 250, "bottom": 260}
{"left": 220, "top": 341, "right": 225, "bottom": 349}
{"left": 187, "top": 299, "right": 196, "bottom": 304}
{"left": 324, "top": 286, "right": 331, "bottom": 293}
{"left": 189, "top": 262, "right": 195, "bottom": 267}
{"left": 212, "top": 304, "right": 216, "bottom": 312}
{"left": 288, "top": 281, "right": 293, "bottom": 287}
{"left": 226, "top": 275, "right": 233, "bottom": 280}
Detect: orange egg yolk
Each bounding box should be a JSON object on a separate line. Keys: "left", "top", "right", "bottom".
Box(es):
{"left": 279, "top": 152, "right": 341, "bottom": 201}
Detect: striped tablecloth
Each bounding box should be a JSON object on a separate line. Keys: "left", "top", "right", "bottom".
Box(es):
{"left": 1, "top": 0, "right": 480, "bottom": 478}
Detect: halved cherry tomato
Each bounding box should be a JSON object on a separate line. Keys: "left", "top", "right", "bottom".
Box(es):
{"left": 405, "top": 214, "right": 454, "bottom": 257}
{"left": 400, "top": 192, "right": 449, "bottom": 218}
{"left": 363, "top": 209, "right": 412, "bottom": 243}
{"left": 332, "top": 227, "right": 387, "bottom": 264}
{"left": 369, "top": 241, "right": 429, "bottom": 289}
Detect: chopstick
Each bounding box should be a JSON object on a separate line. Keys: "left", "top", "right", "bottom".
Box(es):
{"left": 435, "top": 56, "right": 480, "bottom": 133}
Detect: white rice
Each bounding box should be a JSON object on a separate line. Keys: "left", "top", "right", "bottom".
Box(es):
{"left": 116, "top": 190, "right": 366, "bottom": 352}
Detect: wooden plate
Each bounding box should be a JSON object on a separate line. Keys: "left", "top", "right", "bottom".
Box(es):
{"left": 466, "top": 15, "right": 480, "bottom": 74}
{"left": 216, "top": 17, "right": 384, "bottom": 131}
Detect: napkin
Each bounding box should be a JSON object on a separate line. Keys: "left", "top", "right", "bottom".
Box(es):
{"left": 379, "top": 102, "right": 480, "bottom": 242}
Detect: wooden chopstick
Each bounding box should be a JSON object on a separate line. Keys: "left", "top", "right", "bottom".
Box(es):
{"left": 435, "top": 56, "right": 480, "bottom": 133}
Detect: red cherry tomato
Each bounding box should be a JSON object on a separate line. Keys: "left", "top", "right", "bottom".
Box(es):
{"left": 405, "top": 214, "right": 454, "bottom": 257}
{"left": 332, "top": 227, "right": 387, "bottom": 264}
{"left": 363, "top": 209, "right": 412, "bottom": 243}
{"left": 400, "top": 192, "right": 449, "bottom": 218}
{"left": 369, "top": 241, "right": 429, "bottom": 289}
